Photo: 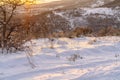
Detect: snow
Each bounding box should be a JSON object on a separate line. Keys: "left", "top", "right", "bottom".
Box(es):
{"left": 53, "top": 7, "right": 120, "bottom": 28}
{"left": 91, "top": 0, "right": 115, "bottom": 8}
{"left": 54, "top": 11, "right": 88, "bottom": 28}
{"left": 0, "top": 37, "right": 120, "bottom": 80}
{"left": 91, "top": 0, "right": 105, "bottom": 8}
{"left": 82, "top": 8, "right": 117, "bottom": 16}
{"left": 54, "top": 11, "right": 75, "bottom": 28}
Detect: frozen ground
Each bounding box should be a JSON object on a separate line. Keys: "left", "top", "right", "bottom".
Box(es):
{"left": 0, "top": 37, "right": 120, "bottom": 80}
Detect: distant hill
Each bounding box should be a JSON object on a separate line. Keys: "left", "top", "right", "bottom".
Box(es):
{"left": 38, "top": 0, "right": 118, "bottom": 10}
{"left": 39, "top": 0, "right": 95, "bottom": 9}
{"left": 103, "top": 0, "right": 120, "bottom": 7}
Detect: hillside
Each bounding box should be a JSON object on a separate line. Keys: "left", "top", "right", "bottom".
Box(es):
{"left": 16, "top": 0, "right": 120, "bottom": 37}
{"left": 103, "top": 0, "right": 120, "bottom": 7}
{"left": 39, "top": 0, "right": 114, "bottom": 9}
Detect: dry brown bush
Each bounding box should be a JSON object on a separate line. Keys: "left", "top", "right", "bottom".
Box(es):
{"left": 72, "top": 27, "right": 93, "bottom": 37}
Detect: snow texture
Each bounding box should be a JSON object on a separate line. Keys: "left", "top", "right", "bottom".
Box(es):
{"left": 0, "top": 37, "right": 120, "bottom": 80}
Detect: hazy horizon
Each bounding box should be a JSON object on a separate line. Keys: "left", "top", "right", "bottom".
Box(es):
{"left": 36, "top": 0, "right": 61, "bottom": 4}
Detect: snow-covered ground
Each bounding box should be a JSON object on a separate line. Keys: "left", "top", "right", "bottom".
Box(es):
{"left": 82, "top": 8, "right": 118, "bottom": 16}
{"left": 53, "top": 7, "right": 120, "bottom": 28}
{"left": 0, "top": 37, "right": 120, "bottom": 80}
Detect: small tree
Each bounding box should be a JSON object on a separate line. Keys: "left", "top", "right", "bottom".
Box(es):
{"left": 0, "top": 0, "right": 34, "bottom": 53}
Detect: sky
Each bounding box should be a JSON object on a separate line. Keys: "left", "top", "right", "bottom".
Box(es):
{"left": 36, "top": 0, "right": 61, "bottom": 4}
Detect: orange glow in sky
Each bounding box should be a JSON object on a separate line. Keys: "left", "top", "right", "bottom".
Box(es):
{"left": 22, "top": 0, "right": 61, "bottom": 5}
{"left": 36, "top": 0, "right": 61, "bottom": 4}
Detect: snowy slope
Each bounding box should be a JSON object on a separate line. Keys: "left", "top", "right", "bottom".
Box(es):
{"left": 0, "top": 37, "right": 120, "bottom": 80}
{"left": 17, "top": 0, "right": 116, "bottom": 14}
{"left": 91, "top": 0, "right": 115, "bottom": 7}
{"left": 103, "top": 0, "right": 120, "bottom": 7}
{"left": 53, "top": 7, "right": 120, "bottom": 28}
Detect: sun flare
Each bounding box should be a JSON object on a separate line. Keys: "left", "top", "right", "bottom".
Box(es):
{"left": 35, "top": 0, "right": 61, "bottom": 4}
{"left": 22, "top": 0, "right": 61, "bottom": 5}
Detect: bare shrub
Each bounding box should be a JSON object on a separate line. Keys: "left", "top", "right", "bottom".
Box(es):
{"left": 0, "top": 0, "right": 35, "bottom": 53}
{"left": 67, "top": 54, "right": 83, "bottom": 62}
{"left": 49, "top": 38, "right": 55, "bottom": 49}
{"left": 25, "top": 46, "right": 36, "bottom": 68}
{"left": 115, "top": 54, "right": 119, "bottom": 65}
{"left": 97, "top": 27, "right": 120, "bottom": 36}
{"left": 88, "top": 38, "right": 97, "bottom": 45}
{"left": 72, "top": 27, "right": 93, "bottom": 37}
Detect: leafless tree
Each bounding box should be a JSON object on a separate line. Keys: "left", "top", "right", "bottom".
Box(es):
{"left": 0, "top": 0, "right": 35, "bottom": 53}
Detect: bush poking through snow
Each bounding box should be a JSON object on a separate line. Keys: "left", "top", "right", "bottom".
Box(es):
{"left": 115, "top": 54, "right": 119, "bottom": 65}
{"left": 49, "top": 38, "right": 55, "bottom": 49}
{"left": 25, "top": 46, "right": 36, "bottom": 68}
{"left": 56, "top": 53, "right": 60, "bottom": 58}
{"left": 88, "top": 39, "right": 97, "bottom": 44}
{"left": 72, "top": 27, "right": 93, "bottom": 37}
{"left": 67, "top": 54, "right": 83, "bottom": 62}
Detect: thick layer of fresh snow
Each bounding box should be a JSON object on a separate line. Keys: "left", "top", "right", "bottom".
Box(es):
{"left": 0, "top": 37, "right": 120, "bottom": 80}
